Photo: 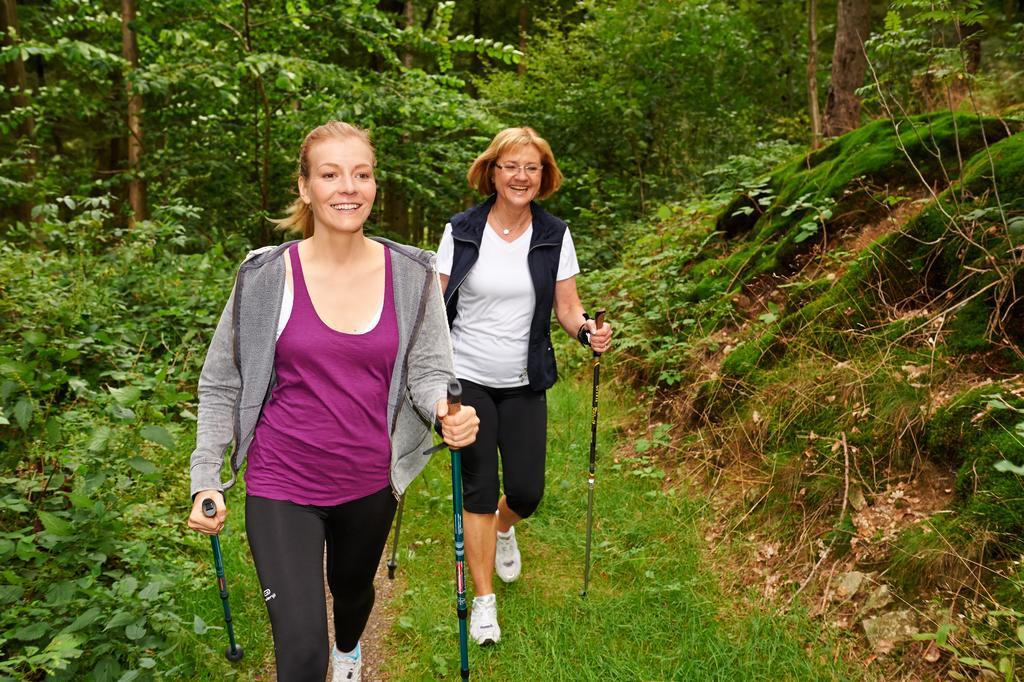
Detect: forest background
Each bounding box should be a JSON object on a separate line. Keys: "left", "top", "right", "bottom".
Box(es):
{"left": 1, "top": 0, "right": 1023, "bottom": 679}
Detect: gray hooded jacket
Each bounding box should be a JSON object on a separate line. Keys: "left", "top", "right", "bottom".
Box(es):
{"left": 188, "top": 238, "right": 454, "bottom": 500}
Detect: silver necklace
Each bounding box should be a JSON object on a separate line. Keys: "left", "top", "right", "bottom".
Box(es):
{"left": 497, "top": 215, "right": 529, "bottom": 236}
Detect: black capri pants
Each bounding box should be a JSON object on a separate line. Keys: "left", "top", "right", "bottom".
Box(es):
{"left": 459, "top": 378, "right": 547, "bottom": 518}
{"left": 245, "top": 487, "right": 397, "bottom": 681}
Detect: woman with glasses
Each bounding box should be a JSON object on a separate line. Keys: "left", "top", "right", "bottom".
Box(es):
{"left": 187, "top": 121, "right": 479, "bottom": 682}
{"left": 436, "top": 127, "right": 612, "bottom": 645}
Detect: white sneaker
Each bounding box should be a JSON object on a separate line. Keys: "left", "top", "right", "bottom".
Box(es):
{"left": 331, "top": 642, "right": 361, "bottom": 682}
{"left": 495, "top": 526, "right": 522, "bottom": 583}
{"left": 469, "top": 593, "right": 501, "bottom": 646}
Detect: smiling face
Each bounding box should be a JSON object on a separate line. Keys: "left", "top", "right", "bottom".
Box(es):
{"left": 492, "top": 144, "right": 543, "bottom": 211}
{"left": 298, "top": 136, "right": 376, "bottom": 235}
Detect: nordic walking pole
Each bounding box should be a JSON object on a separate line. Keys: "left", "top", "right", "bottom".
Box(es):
{"left": 581, "top": 309, "right": 606, "bottom": 598}
{"left": 201, "top": 498, "right": 245, "bottom": 662}
{"left": 445, "top": 379, "right": 471, "bottom": 680}
{"left": 387, "top": 495, "right": 404, "bottom": 579}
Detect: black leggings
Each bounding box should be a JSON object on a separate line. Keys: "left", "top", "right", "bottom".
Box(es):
{"left": 245, "top": 488, "right": 397, "bottom": 681}
{"left": 459, "top": 378, "right": 547, "bottom": 517}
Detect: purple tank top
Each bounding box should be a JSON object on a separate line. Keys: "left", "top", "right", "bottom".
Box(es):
{"left": 245, "top": 243, "right": 398, "bottom": 506}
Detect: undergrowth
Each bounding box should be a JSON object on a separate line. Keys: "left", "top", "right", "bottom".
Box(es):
{"left": 0, "top": 213, "right": 272, "bottom": 679}
{"left": 578, "top": 112, "right": 1024, "bottom": 676}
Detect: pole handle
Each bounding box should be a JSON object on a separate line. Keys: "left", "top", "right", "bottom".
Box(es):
{"left": 447, "top": 379, "right": 462, "bottom": 416}
{"left": 202, "top": 497, "right": 216, "bottom": 518}
{"left": 584, "top": 310, "right": 607, "bottom": 357}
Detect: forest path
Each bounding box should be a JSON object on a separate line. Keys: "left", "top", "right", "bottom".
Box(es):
{"left": 371, "top": 376, "right": 868, "bottom": 680}
{"left": 324, "top": 553, "right": 397, "bottom": 681}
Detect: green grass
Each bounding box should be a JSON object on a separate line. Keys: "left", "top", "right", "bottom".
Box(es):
{"left": 169, "top": 375, "right": 866, "bottom": 681}
{"left": 383, "top": 376, "right": 863, "bottom": 681}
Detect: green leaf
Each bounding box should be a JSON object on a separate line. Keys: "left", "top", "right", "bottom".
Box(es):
{"left": 104, "top": 610, "right": 135, "bottom": 631}
{"left": 995, "top": 460, "right": 1024, "bottom": 476}
{"left": 114, "top": 576, "right": 138, "bottom": 598}
{"left": 45, "top": 581, "right": 75, "bottom": 605}
{"left": 22, "top": 330, "right": 47, "bottom": 346}
{"left": 68, "top": 491, "right": 94, "bottom": 509}
{"left": 0, "top": 584, "right": 24, "bottom": 604}
{"left": 138, "top": 580, "right": 161, "bottom": 601}
{"left": 635, "top": 438, "right": 651, "bottom": 453}
{"left": 64, "top": 607, "right": 102, "bottom": 634}
{"left": 91, "top": 656, "right": 122, "bottom": 682}
{"left": 140, "top": 424, "right": 176, "bottom": 450}
{"left": 43, "top": 632, "right": 83, "bottom": 660}
{"left": 138, "top": 658, "right": 156, "bottom": 669}
{"left": 13, "top": 397, "right": 33, "bottom": 431}
{"left": 11, "top": 622, "right": 48, "bottom": 640}
{"left": 193, "top": 615, "right": 208, "bottom": 634}
{"left": 958, "top": 657, "right": 998, "bottom": 671}
{"left": 656, "top": 205, "right": 672, "bottom": 221}
{"left": 127, "top": 457, "right": 157, "bottom": 474}
{"left": 87, "top": 426, "right": 111, "bottom": 452}
{"left": 1017, "top": 624, "right": 1024, "bottom": 647}
{"left": 109, "top": 385, "right": 141, "bottom": 406}
{"left": 1008, "top": 217, "right": 1024, "bottom": 242}
{"left": 44, "top": 417, "right": 62, "bottom": 445}
{"left": 38, "top": 510, "right": 73, "bottom": 537}
{"left": 936, "top": 622, "right": 952, "bottom": 647}
{"left": 125, "top": 623, "right": 145, "bottom": 640}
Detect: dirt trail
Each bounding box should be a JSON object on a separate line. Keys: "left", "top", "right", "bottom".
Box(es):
{"left": 325, "top": 554, "right": 397, "bottom": 681}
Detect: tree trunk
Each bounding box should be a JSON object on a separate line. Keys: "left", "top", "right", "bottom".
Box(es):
{"left": 517, "top": 2, "right": 528, "bottom": 76}
{"left": 242, "top": 0, "right": 270, "bottom": 219}
{"left": 807, "top": 0, "right": 822, "bottom": 149}
{"left": 403, "top": 0, "right": 414, "bottom": 67}
{"left": 2, "top": 0, "right": 35, "bottom": 226}
{"left": 823, "top": 0, "right": 871, "bottom": 138}
{"left": 382, "top": 180, "right": 410, "bottom": 241}
{"left": 961, "top": 23, "right": 981, "bottom": 76}
{"left": 121, "top": 0, "right": 146, "bottom": 225}
{"left": 947, "top": 22, "right": 981, "bottom": 110}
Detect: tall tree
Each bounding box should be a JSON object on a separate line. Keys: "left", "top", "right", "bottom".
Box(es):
{"left": 121, "top": 0, "right": 146, "bottom": 224}
{"left": 517, "top": 2, "right": 528, "bottom": 76}
{"left": 807, "top": 0, "right": 822, "bottom": 148}
{"left": 823, "top": 0, "right": 871, "bottom": 137}
{"left": 2, "top": 0, "right": 35, "bottom": 226}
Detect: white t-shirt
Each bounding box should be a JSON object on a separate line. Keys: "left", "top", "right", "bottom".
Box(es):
{"left": 437, "top": 222, "right": 580, "bottom": 387}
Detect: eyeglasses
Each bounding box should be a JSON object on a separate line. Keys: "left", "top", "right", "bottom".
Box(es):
{"left": 494, "top": 162, "right": 544, "bottom": 176}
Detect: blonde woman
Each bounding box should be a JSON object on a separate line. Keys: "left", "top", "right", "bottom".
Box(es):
{"left": 187, "top": 121, "right": 479, "bottom": 681}
{"left": 437, "top": 127, "right": 612, "bottom": 645}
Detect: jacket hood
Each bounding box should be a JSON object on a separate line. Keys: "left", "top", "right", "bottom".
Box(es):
{"left": 238, "top": 237, "right": 436, "bottom": 274}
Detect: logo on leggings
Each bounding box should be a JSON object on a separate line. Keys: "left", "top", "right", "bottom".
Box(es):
{"left": 263, "top": 588, "right": 276, "bottom": 602}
